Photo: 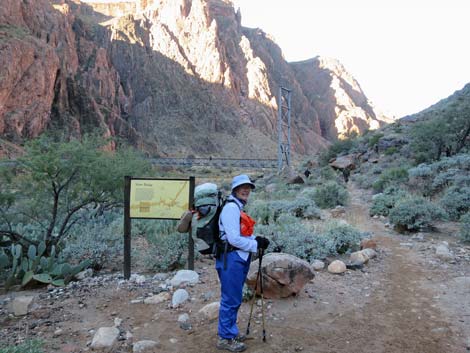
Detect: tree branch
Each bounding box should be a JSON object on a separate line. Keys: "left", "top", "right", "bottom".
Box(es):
{"left": 0, "top": 230, "right": 38, "bottom": 247}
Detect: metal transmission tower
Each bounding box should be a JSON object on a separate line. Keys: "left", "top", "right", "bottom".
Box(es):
{"left": 277, "top": 86, "right": 292, "bottom": 172}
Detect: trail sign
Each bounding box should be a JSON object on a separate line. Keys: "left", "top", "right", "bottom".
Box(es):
{"left": 123, "top": 176, "right": 195, "bottom": 279}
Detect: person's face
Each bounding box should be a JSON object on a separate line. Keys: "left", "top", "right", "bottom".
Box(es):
{"left": 234, "top": 184, "right": 252, "bottom": 202}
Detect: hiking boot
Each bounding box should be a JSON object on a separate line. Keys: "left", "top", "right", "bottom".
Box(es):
{"left": 235, "top": 334, "right": 247, "bottom": 342}
{"left": 216, "top": 337, "right": 247, "bottom": 352}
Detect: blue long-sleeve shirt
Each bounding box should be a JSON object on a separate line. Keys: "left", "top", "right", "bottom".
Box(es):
{"left": 219, "top": 195, "right": 258, "bottom": 261}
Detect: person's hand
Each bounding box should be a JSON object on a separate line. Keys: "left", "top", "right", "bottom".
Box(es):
{"left": 255, "top": 236, "right": 270, "bottom": 250}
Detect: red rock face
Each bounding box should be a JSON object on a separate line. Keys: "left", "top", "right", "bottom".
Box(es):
{"left": 0, "top": 0, "right": 390, "bottom": 158}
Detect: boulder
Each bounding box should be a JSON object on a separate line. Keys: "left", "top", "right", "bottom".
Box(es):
{"left": 329, "top": 155, "right": 356, "bottom": 170}
{"left": 246, "top": 253, "right": 314, "bottom": 299}
{"left": 287, "top": 175, "right": 305, "bottom": 185}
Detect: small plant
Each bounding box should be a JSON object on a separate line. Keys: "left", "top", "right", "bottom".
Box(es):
{"left": 0, "top": 339, "right": 44, "bottom": 353}
{"left": 389, "top": 196, "right": 447, "bottom": 232}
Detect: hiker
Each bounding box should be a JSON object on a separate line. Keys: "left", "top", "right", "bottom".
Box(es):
{"left": 304, "top": 169, "right": 311, "bottom": 178}
{"left": 342, "top": 167, "right": 351, "bottom": 183}
{"left": 216, "top": 174, "right": 270, "bottom": 352}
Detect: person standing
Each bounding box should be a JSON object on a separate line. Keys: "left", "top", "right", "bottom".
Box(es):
{"left": 216, "top": 174, "right": 270, "bottom": 352}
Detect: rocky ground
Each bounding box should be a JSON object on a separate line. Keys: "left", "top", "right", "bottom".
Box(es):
{"left": 1, "top": 184, "right": 469, "bottom": 353}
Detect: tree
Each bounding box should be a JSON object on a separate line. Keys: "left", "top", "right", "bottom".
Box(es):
{"left": 0, "top": 134, "right": 152, "bottom": 252}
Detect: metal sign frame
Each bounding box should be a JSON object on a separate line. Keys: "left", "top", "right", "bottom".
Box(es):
{"left": 123, "top": 176, "right": 195, "bottom": 279}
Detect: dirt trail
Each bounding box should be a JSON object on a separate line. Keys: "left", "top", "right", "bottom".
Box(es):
{"left": 152, "top": 183, "right": 468, "bottom": 353}
{"left": 1, "top": 183, "right": 468, "bottom": 353}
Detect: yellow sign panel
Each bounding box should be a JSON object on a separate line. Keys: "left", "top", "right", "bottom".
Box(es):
{"left": 130, "top": 179, "right": 190, "bottom": 219}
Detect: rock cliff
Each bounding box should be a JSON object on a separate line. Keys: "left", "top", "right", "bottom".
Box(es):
{"left": 0, "top": 0, "right": 391, "bottom": 158}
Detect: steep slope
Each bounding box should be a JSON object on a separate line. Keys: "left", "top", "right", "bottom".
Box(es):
{"left": 0, "top": 0, "right": 390, "bottom": 158}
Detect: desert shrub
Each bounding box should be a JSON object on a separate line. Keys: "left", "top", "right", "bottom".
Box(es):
{"left": 354, "top": 173, "right": 375, "bottom": 189}
{"left": 316, "top": 221, "right": 368, "bottom": 256}
{"left": 369, "top": 187, "right": 407, "bottom": 216}
{"left": 257, "top": 220, "right": 366, "bottom": 261}
{"left": 256, "top": 222, "right": 317, "bottom": 261}
{"left": 389, "top": 196, "right": 447, "bottom": 232}
{"left": 408, "top": 164, "right": 435, "bottom": 196}
{"left": 440, "top": 186, "right": 470, "bottom": 220}
{"left": 284, "top": 196, "right": 321, "bottom": 219}
{"left": 372, "top": 167, "right": 409, "bottom": 192}
{"left": 368, "top": 133, "right": 384, "bottom": 148}
{"left": 132, "top": 219, "right": 187, "bottom": 271}
{"left": 313, "top": 182, "right": 349, "bottom": 209}
{"left": 247, "top": 195, "right": 321, "bottom": 224}
{"left": 459, "top": 213, "right": 470, "bottom": 243}
{"left": 141, "top": 231, "right": 188, "bottom": 272}
{"left": 0, "top": 339, "right": 44, "bottom": 353}
{"left": 247, "top": 199, "right": 272, "bottom": 225}
{"left": 59, "top": 212, "right": 123, "bottom": 270}
{"left": 384, "top": 146, "right": 399, "bottom": 155}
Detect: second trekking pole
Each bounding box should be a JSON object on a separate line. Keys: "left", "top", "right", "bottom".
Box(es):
{"left": 259, "top": 248, "right": 266, "bottom": 342}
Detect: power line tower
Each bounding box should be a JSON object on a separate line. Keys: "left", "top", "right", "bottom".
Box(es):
{"left": 277, "top": 86, "right": 292, "bottom": 172}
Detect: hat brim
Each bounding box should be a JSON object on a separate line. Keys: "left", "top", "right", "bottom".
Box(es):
{"left": 232, "top": 182, "right": 255, "bottom": 191}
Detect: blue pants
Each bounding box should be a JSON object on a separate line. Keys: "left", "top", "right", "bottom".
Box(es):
{"left": 216, "top": 251, "right": 251, "bottom": 339}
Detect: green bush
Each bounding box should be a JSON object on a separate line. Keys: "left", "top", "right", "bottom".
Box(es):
{"left": 318, "top": 221, "right": 368, "bottom": 255}
{"left": 59, "top": 212, "right": 123, "bottom": 270}
{"left": 140, "top": 231, "right": 188, "bottom": 272}
{"left": 389, "top": 196, "right": 447, "bottom": 232}
{"left": 313, "top": 182, "right": 349, "bottom": 209}
{"left": 257, "top": 220, "right": 366, "bottom": 261}
{"left": 368, "top": 133, "right": 384, "bottom": 148}
{"left": 372, "top": 167, "right": 409, "bottom": 192}
{"left": 132, "top": 219, "right": 188, "bottom": 271}
{"left": 459, "top": 213, "right": 470, "bottom": 243}
{"left": 369, "top": 187, "right": 407, "bottom": 216}
{"left": 440, "top": 186, "right": 470, "bottom": 220}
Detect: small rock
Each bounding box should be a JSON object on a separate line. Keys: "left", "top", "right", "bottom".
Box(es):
{"left": 170, "top": 270, "right": 199, "bottom": 287}
{"left": 360, "top": 238, "right": 377, "bottom": 250}
{"left": 133, "top": 340, "right": 159, "bottom": 352}
{"left": 350, "top": 251, "right": 369, "bottom": 265}
{"left": 178, "top": 313, "right": 190, "bottom": 323}
{"left": 144, "top": 292, "right": 170, "bottom": 305}
{"left": 9, "top": 296, "right": 34, "bottom": 316}
{"left": 172, "top": 289, "right": 189, "bottom": 308}
{"left": 75, "top": 269, "right": 93, "bottom": 281}
{"left": 311, "top": 260, "right": 325, "bottom": 271}
{"left": 91, "top": 327, "right": 119, "bottom": 349}
{"left": 198, "top": 302, "right": 220, "bottom": 321}
{"left": 114, "top": 318, "right": 122, "bottom": 327}
{"left": 328, "top": 260, "right": 346, "bottom": 274}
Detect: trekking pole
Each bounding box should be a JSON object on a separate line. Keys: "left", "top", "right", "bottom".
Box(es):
{"left": 246, "top": 249, "right": 261, "bottom": 336}
{"left": 259, "top": 248, "right": 266, "bottom": 342}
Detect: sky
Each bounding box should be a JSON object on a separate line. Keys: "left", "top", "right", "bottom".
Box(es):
{"left": 233, "top": 0, "right": 470, "bottom": 118}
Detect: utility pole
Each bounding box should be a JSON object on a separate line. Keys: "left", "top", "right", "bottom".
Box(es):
{"left": 277, "top": 86, "right": 292, "bottom": 172}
